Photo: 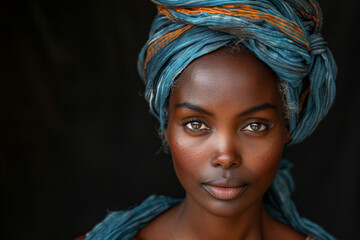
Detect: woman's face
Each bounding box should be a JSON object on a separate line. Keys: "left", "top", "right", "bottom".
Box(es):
{"left": 166, "top": 47, "right": 290, "bottom": 218}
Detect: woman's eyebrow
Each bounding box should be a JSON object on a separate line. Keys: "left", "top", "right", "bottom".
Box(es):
{"left": 175, "top": 102, "right": 277, "bottom": 116}
{"left": 175, "top": 102, "right": 212, "bottom": 115}
{"left": 239, "top": 103, "right": 278, "bottom": 116}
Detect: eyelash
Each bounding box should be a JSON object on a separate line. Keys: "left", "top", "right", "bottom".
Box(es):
{"left": 182, "top": 118, "right": 210, "bottom": 132}
{"left": 181, "top": 119, "right": 270, "bottom": 133}
{"left": 241, "top": 122, "right": 269, "bottom": 133}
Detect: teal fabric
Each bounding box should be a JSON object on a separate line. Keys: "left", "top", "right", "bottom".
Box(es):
{"left": 84, "top": 195, "right": 181, "bottom": 240}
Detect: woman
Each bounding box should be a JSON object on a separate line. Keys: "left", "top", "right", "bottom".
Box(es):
{"left": 83, "top": 0, "right": 337, "bottom": 239}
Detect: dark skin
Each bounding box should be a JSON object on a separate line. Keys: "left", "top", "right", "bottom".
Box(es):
{"left": 135, "top": 47, "right": 305, "bottom": 240}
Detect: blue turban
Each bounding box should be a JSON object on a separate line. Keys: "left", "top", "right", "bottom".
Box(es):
{"left": 138, "top": 0, "right": 337, "bottom": 239}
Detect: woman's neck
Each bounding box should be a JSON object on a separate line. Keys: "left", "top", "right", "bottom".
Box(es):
{"left": 170, "top": 195, "right": 267, "bottom": 240}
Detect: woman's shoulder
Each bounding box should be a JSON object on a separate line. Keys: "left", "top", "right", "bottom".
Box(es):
{"left": 263, "top": 209, "right": 308, "bottom": 240}
{"left": 83, "top": 195, "right": 181, "bottom": 240}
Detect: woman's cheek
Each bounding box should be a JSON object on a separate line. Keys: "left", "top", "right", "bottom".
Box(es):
{"left": 171, "top": 135, "right": 209, "bottom": 175}
{"left": 172, "top": 145, "right": 204, "bottom": 171}
{"left": 241, "top": 137, "right": 283, "bottom": 179}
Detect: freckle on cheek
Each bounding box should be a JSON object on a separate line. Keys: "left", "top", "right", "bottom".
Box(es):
{"left": 173, "top": 149, "right": 201, "bottom": 171}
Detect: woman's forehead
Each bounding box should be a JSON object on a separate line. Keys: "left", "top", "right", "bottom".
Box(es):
{"left": 179, "top": 47, "right": 275, "bottom": 85}
{"left": 170, "top": 48, "right": 282, "bottom": 111}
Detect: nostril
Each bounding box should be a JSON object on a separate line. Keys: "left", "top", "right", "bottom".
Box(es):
{"left": 212, "top": 155, "right": 240, "bottom": 169}
{"left": 230, "top": 162, "right": 238, "bottom": 167}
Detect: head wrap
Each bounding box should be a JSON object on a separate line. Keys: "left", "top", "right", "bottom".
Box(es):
{"left": 138, "top": 0, "right": 336, "bottom": 239}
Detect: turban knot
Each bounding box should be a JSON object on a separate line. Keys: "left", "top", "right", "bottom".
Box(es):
{"left": 309, "top": 33, "right": 327, "bottom": 54}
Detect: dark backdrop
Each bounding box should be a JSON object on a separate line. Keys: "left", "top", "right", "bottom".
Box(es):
{"left": 2, "top": 0, "right": 359, "bottom": 239}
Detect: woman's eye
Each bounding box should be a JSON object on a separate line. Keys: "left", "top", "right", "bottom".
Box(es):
{"left": 243, "top": 122, "right": 267, "bottom": 132}
{"left": 185, "top": 121, "right": 209, "bottom": 131}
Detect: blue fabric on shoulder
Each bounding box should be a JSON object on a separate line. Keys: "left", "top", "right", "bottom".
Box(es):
{"left": 84, "top": 195, "right": 181, "bottom": 240}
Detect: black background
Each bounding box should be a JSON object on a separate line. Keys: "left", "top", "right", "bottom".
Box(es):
{"left": 2, "top": 0, "right": 359, "bottom": 239}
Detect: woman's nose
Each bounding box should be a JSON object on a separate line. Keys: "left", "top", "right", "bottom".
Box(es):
{"left": 210, "top": 132, "right": 241, "bottom": 169}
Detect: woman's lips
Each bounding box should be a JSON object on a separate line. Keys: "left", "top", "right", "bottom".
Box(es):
{"left": 202, "top": 179, "right": 248, "bottom": 200}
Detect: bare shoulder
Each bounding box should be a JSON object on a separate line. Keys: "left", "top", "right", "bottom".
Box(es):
{"left": 264, "top": 211, "right": 306, "bottom": 240}
{"left": 271, "top": 220, "right": 306, "bottom": 240}
{"left": 133, "top": 202, "right": 181, "bottom": 240}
